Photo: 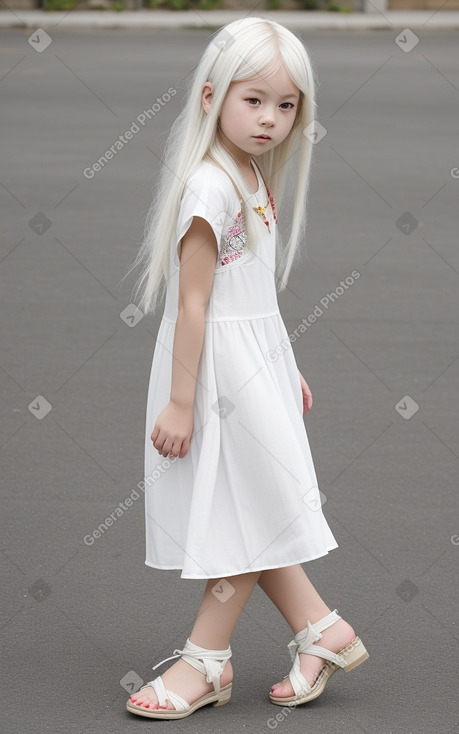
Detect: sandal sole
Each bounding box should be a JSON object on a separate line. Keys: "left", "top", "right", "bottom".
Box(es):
{"left": 126, "top": 682, "right": 232, "bottom": 719}
{"left": 270, "top": 636, "right": 369, "bottom": 706}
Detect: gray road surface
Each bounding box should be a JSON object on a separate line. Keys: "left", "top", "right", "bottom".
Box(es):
{"left": 1, "top": 25, "right": 458, "bottom": 734}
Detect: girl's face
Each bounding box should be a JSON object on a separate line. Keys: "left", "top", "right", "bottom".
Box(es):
{"left": 212, "top": 62, "right": 300, "bottom": 167}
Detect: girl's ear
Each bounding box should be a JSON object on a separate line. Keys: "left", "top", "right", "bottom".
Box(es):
{"left": 201, "top": 81, "right": 213, "bottom": 115}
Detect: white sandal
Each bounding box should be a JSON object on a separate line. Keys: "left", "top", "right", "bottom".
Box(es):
{"left": 126, "top": 637, "right": 232, "bottom": 719}
{"left": 270, "top": 608, "right": 369, "bottom": 706}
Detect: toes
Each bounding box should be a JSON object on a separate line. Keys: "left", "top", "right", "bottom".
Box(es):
{"left": 129, "top": 695, "right": 173, "bottom": 711}
{"left": 271, "top": 681, "right": 294, "bottom": 698}
{"left": 140, "top": 701, "right": 159, "bottom": 710}
{"left": 130, "top": 692, "right": 160, "bottom": 709}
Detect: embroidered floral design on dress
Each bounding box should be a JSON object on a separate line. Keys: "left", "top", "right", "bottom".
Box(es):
{"left": 252, "top": 184, "right": 277, "bottom": 234}
{"left": 253, "top": 186, "right": 277, "bottom": 234}
{"left": 219, "top": 188, "right": 277, "bottom": 267}
{"left": 220, "top": 210, "right": 247, "bottom": 266}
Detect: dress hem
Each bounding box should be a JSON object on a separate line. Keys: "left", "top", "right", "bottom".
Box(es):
{"left": 144, "top": 543, "right": 339, "bottom": 580}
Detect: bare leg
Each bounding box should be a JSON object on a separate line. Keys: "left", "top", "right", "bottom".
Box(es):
{"left": 188, "top": 570, "right": 261, "bottom": 648}
{"left": 257, "top": 564, "right": 357, "bottom": 697}
{"left": 130, "top": 570, "right": 261, "bottom": 710}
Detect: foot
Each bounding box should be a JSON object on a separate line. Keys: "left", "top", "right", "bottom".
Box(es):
{"left": 129, "top": 657, "right": 233, "bottom": 711}
{"left": 270, "top": 618, "right": 356, "bottom": 698}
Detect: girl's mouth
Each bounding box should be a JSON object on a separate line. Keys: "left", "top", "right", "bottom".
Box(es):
{"left": 254, "top": 135, "right": 271, "bottom": 141}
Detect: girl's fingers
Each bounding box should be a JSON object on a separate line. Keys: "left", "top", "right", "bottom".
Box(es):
{"left": 155, "top": 435, "right": 182, "bottom": 458}
{"left": 150, "top": 424, "right": 192, "bottom": 458}
{"left": 160, "top": 440, "right": 171, "bottom": 457}
{"left": 165, "top": 443, "right": 173, "bottom": 457}
{"left": 169, "top": 444, "right": 179, "bottom": 459}
{"left": 299, "top": 373, "right": 313, "bottom": 413}
{"left": 151, "top": 424, "right": 161, "bottom": 445}
{"left": 302, "top": 385, "right": 313, "bottom": 413}
{"left": 152, "top": 429, "right": 166, "bottom": 453}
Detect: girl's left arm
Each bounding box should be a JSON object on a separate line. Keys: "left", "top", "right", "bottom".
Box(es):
{"left": 298, "top": 369, "right": 313, "bottom": 414}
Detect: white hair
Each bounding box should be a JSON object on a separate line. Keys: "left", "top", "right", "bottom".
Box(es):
{"left": 125, "top": 16, "right": 318, "bottom": 315}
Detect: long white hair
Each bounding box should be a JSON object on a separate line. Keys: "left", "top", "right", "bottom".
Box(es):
{"left": 126, "top": 16, "right": 318, "bottom": 316}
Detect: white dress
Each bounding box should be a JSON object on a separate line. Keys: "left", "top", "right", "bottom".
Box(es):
{"left": 143, "top": 157, "right": 339, "bottom": 579}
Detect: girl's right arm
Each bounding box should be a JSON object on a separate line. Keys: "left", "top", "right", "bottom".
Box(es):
{"left": 150, "top": 216, "right": 218, "bottom": 459}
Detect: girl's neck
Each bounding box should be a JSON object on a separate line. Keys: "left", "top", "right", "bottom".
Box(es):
{"left": 219, "top": 134, "right": 259, "bottom": 193}
{"left": 241, "top": 160, "right": 259, "bottom": 195}
{"left": 231, "top": 155, "right": 260, "bottom": 195}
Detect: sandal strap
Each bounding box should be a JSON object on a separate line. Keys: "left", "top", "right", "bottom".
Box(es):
{"left": 287, "top": 608, "right": 343, "bottom": 661}
{"left": 286, "top": 609, "right": 347, "bottom": 696}
{"left": 151, "top": 638, "right": 232, "bottom": 699}
{"left": 312, "top": 608, "right": 342, "bottom": 634}
{"left": 288, "top": 658, "right": 313, "bottom": 697}
{"left": 141, "top": 676, "right": 189, "bottom": 711}
{"left": 287, "top": 620, "right": 322, "bottom": 662}
{"left": 299, "top": 644, "right": 347, "bottom": 667}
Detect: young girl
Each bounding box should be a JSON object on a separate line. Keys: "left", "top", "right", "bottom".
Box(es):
{"left": 125, "top": 17, "right": 369, "bottom": 720}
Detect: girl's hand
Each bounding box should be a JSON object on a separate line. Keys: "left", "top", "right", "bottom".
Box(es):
{"left": 298, "top": 370, "right": 313, "bottom": 414}
{"left": 151, "top": 400, "right": 194, "bottom": 459}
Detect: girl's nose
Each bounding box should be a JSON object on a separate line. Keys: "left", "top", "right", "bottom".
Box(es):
{"left": 259, "top": 109, "right": 275, "bottom": 127}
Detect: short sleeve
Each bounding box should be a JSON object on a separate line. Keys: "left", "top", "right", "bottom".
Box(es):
{"left": 172, "top": 161, "right": 237, "bottom": 269}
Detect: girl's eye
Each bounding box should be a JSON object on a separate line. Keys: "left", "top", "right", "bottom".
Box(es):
{"left": 246, "top": 98, "right": 294, "bottom": 110}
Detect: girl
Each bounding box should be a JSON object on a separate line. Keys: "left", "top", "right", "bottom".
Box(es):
{"left": 125, "top": 16, "right": 369, "bottom": 720}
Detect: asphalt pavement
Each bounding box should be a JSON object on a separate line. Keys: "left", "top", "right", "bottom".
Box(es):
{"left": 1, "top": 24, "right": 458, "bottom": 734}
